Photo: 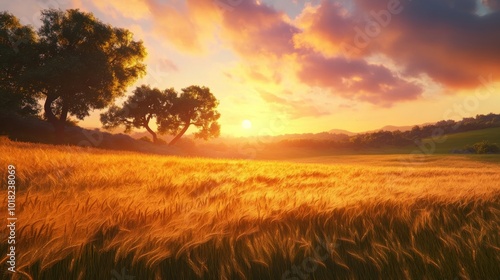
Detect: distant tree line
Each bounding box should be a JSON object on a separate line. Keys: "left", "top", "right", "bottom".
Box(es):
{"left": 270, "top": 114, "right": 500, "bottom": 150}
{"left": 0, "top": 9, "right": 220, "bottom": 145}
{"left": 405, "top": 114, "right": 500, "bottom": 139}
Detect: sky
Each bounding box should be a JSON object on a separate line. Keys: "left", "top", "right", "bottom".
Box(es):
{"left": 2, "top": 0, "right": 500, "bottom": 137}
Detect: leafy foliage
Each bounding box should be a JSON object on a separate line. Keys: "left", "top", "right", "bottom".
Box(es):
{"left": 466, "top": 141, "right": 500, "bottom": 154}
{"left": 0, "top": 12, "right": 40, "bottom": 115}
{"left": 102, "top": 85, "right": 220, "bottom": 146}
{"left": 164, "top": 86, "right": 220, "bottom": 146}
{"left": 100, "top": 85, "right": 175, "bottom": 143}
{"left": 8, "top": 9, "right": 147, "bottom": 138}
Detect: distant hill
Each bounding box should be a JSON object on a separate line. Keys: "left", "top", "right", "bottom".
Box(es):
{"left": 329, "top": 124, "right": 431, "bottom": 135}
{"left": 358, "top": 123, "right": 434, "bottom": 134}
{"left": 371, "top": 125, "right": 413, "bottom": 132}
{"left": 421, "top": 127, "right": 500, "bottom": 154}
{"left": 328, "top": 129, "right": 356, "bottom": 136}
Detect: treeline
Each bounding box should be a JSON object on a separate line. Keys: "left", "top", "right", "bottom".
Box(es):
{"left": 270, "top": 113, "right": 500, "bottom": 150}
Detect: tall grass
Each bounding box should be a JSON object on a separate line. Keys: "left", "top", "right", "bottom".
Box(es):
{"left": 1, "top": 139, "right": 499, "bottom": 279}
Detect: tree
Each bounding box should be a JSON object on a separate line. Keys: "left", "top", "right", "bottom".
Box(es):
{"left": 164, "top": 85, "right": 220, "bottom": 146}
{"left": 101, "top": 85, "right": 221, "bottom": 146}
{"left": 0, "top": 12, "right": 40, "bottom": 116}
{"left": 100, "top": 85, "right": 175, "bottom": 144}
{"left": 469, "top": 141, "right": 500, "bottom": 154}
{"left": 29, "top": 9, "right": 146, "bottom": 141}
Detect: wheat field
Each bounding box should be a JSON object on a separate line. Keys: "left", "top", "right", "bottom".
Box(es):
{"left": 1, "top": 139, "right": 499, "bottom": 279}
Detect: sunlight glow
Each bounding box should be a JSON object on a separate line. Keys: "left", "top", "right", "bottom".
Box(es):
{"left": 242, "top": 120, "right": 252, "bottom": 129}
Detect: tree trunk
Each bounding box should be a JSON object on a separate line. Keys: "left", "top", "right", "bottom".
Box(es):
{"left": 44, "top": 95, "right": 67, "bottom": 143}
{"left": 55, "top": 104, "right": 68, "bottom": 143}
{"left": 145, "top": 123, "right": 158, "bottom": 144}
{"left": 143, "top": 116, "right": 159, "bottom": 144}
{"left": 43, "top": 95, "right": 58, "bottom": 124}
{"left": 169, "top": 123, "right": 190, "bottom": 146}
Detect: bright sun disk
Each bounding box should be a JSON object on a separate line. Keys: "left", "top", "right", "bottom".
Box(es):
{"left": 242, "top": 120, "right": 252, "bottom": 129}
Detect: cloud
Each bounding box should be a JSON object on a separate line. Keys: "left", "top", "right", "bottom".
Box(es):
{"left": 65, "top": 0, "right": 499, "bottom": 114}
{"left": 77, "top": 0, "right": 221, "bottom": 53}
{"left": 294, "top": 0, "right": 500, "bottom": 90}
{"left": 482, "top": 0, "right": 500, "bottom": 10}
{"left": 75, "top": 0, "right": 151, "bottom": 20}
{"left": 259, "top": 90, "right": 288, "bottom": 103}
{"left": 293, "top": 1, "right": 359, "bottom": 57}
{"left": 157, "top": 58, "right": 178, "bottom": 72}
{"left": 214, "top": 0, "right": 424, "bottom": 107}
{"left": 297, "top": 54, "right": 422, "bottom": 106}
{"left": 258, "top": 90, "right": 330, "bottom": 118}
{"left": 136, "top": 0, "right": 298, "bottom": 56}
{"left": 144, "top": 0, "right": 221, "bottom": 53}
{"left": 218, "top": 1, "right": 299, "bottom": 59}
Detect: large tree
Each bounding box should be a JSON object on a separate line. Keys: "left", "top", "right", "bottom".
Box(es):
{"left": 165, "top": 85, "right": 220, "bottom": 146}
{"left": 30, "top": 9, "right": 146, "bottom": 140}
{"left": 100, "top": 85, "right": 176, "bottom": 144}
{"left": 0, "top": 12, "right": 40, "bottom": 116}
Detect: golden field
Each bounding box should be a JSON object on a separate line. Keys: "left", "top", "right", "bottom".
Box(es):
{"left": 1, "top": 139, "right": 499, "bottom": 279}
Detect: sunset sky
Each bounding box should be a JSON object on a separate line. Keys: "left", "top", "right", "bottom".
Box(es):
{"left": 2, "top": 0, "right": 499, "bottom": 137}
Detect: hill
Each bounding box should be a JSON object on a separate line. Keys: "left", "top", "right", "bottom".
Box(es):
{"left": 365, "top": 124, "right": 414, "bottom": 133}
{"left": 0, "top": 113, "right": 182, "bottom": 156}
{"left": 421, "top": 127, "right": 500, "bottom": 154}
{"left": 328, "top": 129, "right": 356, "bottom": 136}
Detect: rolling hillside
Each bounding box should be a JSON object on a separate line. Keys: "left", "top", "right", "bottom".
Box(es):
{"left": 421, "top": 127, "right": 500, "bottom": 154}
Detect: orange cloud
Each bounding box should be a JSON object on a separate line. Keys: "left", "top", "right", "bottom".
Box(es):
{"left": 144, "top": 0, "right": 221, "bottom": 53}
{"left": 78, "top": 0, "right": 222, "bottom": 53}
{"left": 293, "top": 2, "right": 360, "bottom": 58}
{"left": 76, "top": 0, "right": 151, "bottom": 20}
{"left": 258, "top": 90, "right": 330, "bottom": 119}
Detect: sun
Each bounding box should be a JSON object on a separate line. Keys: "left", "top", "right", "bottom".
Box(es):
{"left": 242, "top": 120, "right": 252, "bottom": 129}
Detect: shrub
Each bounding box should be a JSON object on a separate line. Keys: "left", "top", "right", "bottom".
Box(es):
{"left": 466, "top": 141, "right": 500, "bottom": 154}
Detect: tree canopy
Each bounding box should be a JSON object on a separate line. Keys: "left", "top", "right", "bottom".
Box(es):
{"left": 100, "top": 85, "right": 176, "bottom": 144}
{"left": 166, "top": 85, "right": 220, "bottom": 146}
{"left": 0, "top": 12, "right": 40, "bottom": 115}
{"left": 23, "top": 9, "right": 146, "bottom": 140}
